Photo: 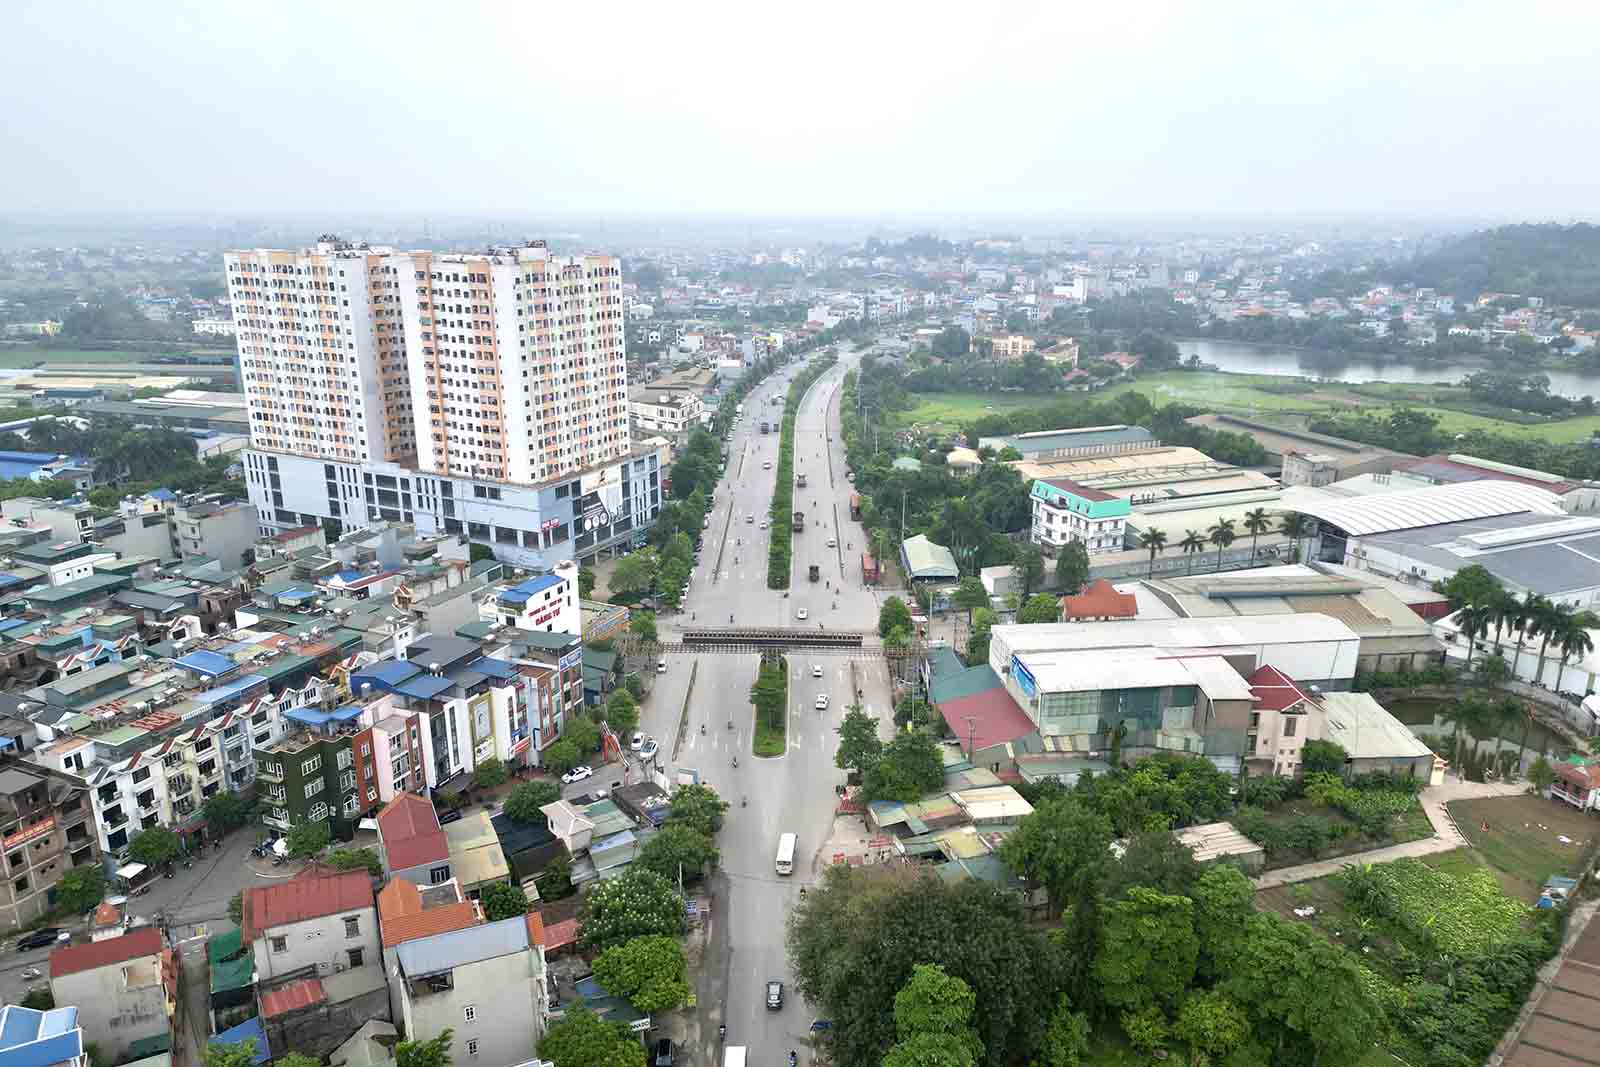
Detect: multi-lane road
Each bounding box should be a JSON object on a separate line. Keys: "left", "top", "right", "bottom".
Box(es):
{"left": 628, "top": 341, "right": 891, "bottom": 1065}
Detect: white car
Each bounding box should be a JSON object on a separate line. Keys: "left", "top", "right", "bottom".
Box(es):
{"left": 812, "top": 664, "right": 823, "bottom": 678}
{"left": 759, "top": 520, "right": 768, "bottom": 530}
{"left": 640, "top": 739, "right": 659, "bottom": 760}
{"left": 562, "top": 765, "right": 594, "bottom": 785}
{"left": 763, "top": 461, "right": 772, "bottom": 469}
{"left": 630, "top": 732, "right": 644, "bottom": 751}
{"left": 827, "top": 537, "right": 837, "bottom": 548}
{"left": 797, "top": 607, "right": 809, "bottom": 620}
{"left": 815, "top": 695, "right": 829, "bottom": 710}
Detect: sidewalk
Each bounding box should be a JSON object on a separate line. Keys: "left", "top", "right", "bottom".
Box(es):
{"left": 1252, "top": 778, "right": 1526, "bottom": 889}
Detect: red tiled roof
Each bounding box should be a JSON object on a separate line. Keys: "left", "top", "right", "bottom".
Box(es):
{"left": 541, "top": 917, "right": 579, "bottom": 952}
{"left": 260, "top": 977, "right": 326, "bottom": 1018}
{"left": 1247, "top": 664, "right": 1317, "bottom": 712}
{"left": 938, "top": 688, "right": 1038, "bottom": 755}
{"left": 241, "top": 868, "right": 374, "bottom": 943}
{"left": 50, "top": 926, "right": 161, "bottom": 979}
{"left": 376, "top": 878, "right": 480, "bottom": 948}
{"left": 376, "top": 792, "right": 449, "bottom": 872}
{"left": 1060, "top": 579, "right": 1137, "bottom": 620}
{"left": 1041, "top": 477, "right": 1117, "bottom": 503}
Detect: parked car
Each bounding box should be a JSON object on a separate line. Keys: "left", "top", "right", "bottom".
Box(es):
{"left": 562, "top": 765, "right": 594, "bottom": 785}
{"left": 630, "top": 732, "right": 645, "bottom": 751}
{"left": 17, "top": 929, "right": 66, "bottom": 952}
{"left": 640, "top": 739, "right": 659, "bottom": 760}
{"left": 767, "top": 979, "right": 785, "bottom": 1010}
{"left": 827, "top": 537, "right": 837, "bottom": 548}
{"left": 812, "top": 664, "right": 823, "bottom": 677}
{"left": 797, "top": 607, "right": 809, "bottom": 620}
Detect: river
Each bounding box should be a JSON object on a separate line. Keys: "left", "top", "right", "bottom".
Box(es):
{"left": 1176, "top": 339, "right": 1600, "bottom": 400}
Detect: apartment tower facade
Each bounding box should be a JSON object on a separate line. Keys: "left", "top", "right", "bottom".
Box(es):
{"left": 227, "top": 238, "right": 662, "bottom": 569}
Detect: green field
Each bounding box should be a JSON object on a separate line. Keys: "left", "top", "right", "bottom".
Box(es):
{"left": 1449, "top": 794, "right": 1598, "bottom": 899}
{"left": 0, "top": 344, "right": 231, "bottom": 368}
{"left": 889, "top": 371, "right": 1600, "bottom": 444}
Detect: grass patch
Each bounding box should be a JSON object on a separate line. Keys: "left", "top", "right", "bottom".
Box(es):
{"left": 1449, "top": 794, "right": 1600, "bottom": 900}
{"left": 751, "top": 656, "right": 788, "bottom": 758}
{"left": 884, "top": 391, "right": 1043, "bottom": 431}
{"left": 753, "top": 718, "right": 786, "bottom": 757}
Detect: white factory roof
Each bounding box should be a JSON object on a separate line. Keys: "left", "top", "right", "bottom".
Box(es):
{"left": 993, "top": 613, "right": 1360, "bottom": 658}
{"left": 1319, "top": 692, "right": 1433, "bottom": 760}
{"left": 1020, "top": 648, "right": 1201, "bottom": 693}
{"left": 1289, "top": 479, "right": 1563, "bottom": 537}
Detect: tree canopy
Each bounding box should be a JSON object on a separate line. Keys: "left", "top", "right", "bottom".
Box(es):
{"left": 579, "top": 869, "right": 684, "bottom": 951}
{"left": 504, "top": 779, "right": 562, "bottom": 823}
{"left": 592, "top": 935, "right": 691, "bottom": 1014}
{"left": 537, "top": 1009, "right": 644, "bottom": 1067}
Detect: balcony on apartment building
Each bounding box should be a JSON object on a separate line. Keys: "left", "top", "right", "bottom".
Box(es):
{"left": 406, "top": 968, "right": 456, "bottom": 1000}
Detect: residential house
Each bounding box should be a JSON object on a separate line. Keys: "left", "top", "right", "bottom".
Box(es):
{"left": 1059, "top": 579, "right": 1137, "bottom": 621}
{"left": 1029, "top": 479, "right": 1130, "bottom": 555}
{"left": 1245, "top": 665, "right": 1318, "bottom": 776}
{"left": 391, "top": 915, "right": 549, "bottom": 1067}
{"left": 48, "top": 927, "right": 174, "bottom": 1063}
{"left": 375, "top": 793, "right": 450, "bottom": 887}
{"left": 255, "top": 714, "right": 360, "bottom": 840}
{"left": 0, "top": 764, "right": 98, "bottom": 929}
{"left": 375, "top": 877, "right": 482, "bottom": 1021}
{"left": 440, "top": 809, "right": 511, "bottom": 899}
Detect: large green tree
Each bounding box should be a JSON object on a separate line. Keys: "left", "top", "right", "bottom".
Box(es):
{"left": 862, "top": 729, "right": 944, "bottom": 802}
{"left": 882, "top": 965, "right": 984, "bottom": 1067}
{"left": 835, "top": 703, "right": 884, "bottom": 778}
{"left": 284, "top": 820, "right": 331, "bottom": 859}
{"left": 537, "top": 1009, "right": 644, "bottom": 1067}
{"left": 1093, "top": 887, "right": 1199, "bottom": 1014}
{"left": 129, "top": 827, "right": 181, "bottom": 868}
{"left": 202, "top": 791, "right": 251, "bottom": 834}
{"left": 666, "top": 783, "right": 728, "bottom": 836}
{"left": 787, "top": 866, "right": 1059, "bottom": 1067}
{"left": 592, "top": 935, "right": 691, "bottom": 1014}
{"left": 54, "top": 865, "right": 105, "bottom": 914}
{"left": 579, "top": 869, "right": 684, "bottom": 951}
{"left": 997, "top": 794, "right": 1113, "bottom": 916}
{"left": 480, "top": 882, "right": 530, "bottom": 921}
{"left": 1017, "top": 592, "right": 1061, "bottom": 624}
{"left": 635, "top": 824, "right": 719, "bottom": 880}
{"left": 878, "top": 596, "right": 913, "bottom": 638}
{"left": 609, "top": 551, "right": 659, "bottom": 598}
{"left": 604, "top": 690, "right": 639, "bottom": 736}
{"left": 396, "top": 1027, "right": 453, "bottom": 1067}
{"left": 504, "top": 780, "right": 562, "bottom": 823}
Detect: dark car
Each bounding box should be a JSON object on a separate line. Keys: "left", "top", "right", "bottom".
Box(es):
{"left": 767, "top": 978, "right": 784, "bottom": 1010}
{"left": 653, "top": 1039, "right": 673, "bottom": 1067}
{"left": 17, "top": 928, "right": 63, "bottom": 951}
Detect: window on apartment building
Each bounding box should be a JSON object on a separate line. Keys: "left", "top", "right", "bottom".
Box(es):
{"left": 163, "top": 753, "right": 181, "bottom": 769}
{"left": 304, "top": 779, "right": 325, "bottom": 799}
{"left": 429, "top": 865, "right": 450, "bottom": 885}
{"left": 463, "top": 1006, "right": 476, "bottom": 1023}
{"left": 347, "top": 947, "right": 364, "bottom": 969}
{"left": 344, "top": 916, "right": 360, "bottom": 938}
{"left": 132, "top": 767, "right": 151, "bottom": 783}
{"left": 466, "top": 1041, "right": 478, "bottom": 1058}
{"left": 4, "top": 852, "right": 19, "bottom": 871}
{"left": 1249, "top": 713, "right": 1261, "bottom": 729}
{"left": 271, "top": 936, "right": 287, "bottom": 953}
{"left": 310, "top": 803, "right": 329, "bottom": 822}
{"left": 1283, "top": 716, "right": 1298, "bottom": 738}
{"left": 367, "top": 787, "right": 378, "bottom": 803}
{"left": 302, "top": 756, "right": 322, "bottom": 775}
{"left": 337, "top": 749, "right": 352, "bottom": 770}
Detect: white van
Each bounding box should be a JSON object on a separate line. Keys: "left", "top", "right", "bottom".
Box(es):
{"left": 775, "top": 832, "right": 797, "bottom": 876}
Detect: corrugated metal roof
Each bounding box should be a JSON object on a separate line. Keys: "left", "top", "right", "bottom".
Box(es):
{"left": 1293, "top": 479, "right": 1563, "bottom": 537}
{"left": 901, "top": 535, "right": 959, "bottom": 579}
{"left": 393, "top": 914, "right": 531, "bottom": 976}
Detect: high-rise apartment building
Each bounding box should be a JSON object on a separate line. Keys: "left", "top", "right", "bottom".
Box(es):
{"left": 228, "top": 238, "right": 662, "bottom": 570}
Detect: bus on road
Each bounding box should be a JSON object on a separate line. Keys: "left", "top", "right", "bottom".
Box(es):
{"left": 775, "top": 832, "right": 797, "bottom": 875}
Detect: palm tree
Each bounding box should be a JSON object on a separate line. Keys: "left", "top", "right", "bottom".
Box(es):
{"left": 1531, "top": 600, "right": 1574, "bottom": 686}
{"left": 1440, "top": 698, "right": 1485, "bottom": 772}
{"left": 1455, "top": 602, "right": 1493, "bottom": 670}
{"left": 1556, "top": 612, "right": 1599, "bottom": 691}
{"left": 1489, "top": 588, "right": 1522, "bottom": 655}
{"left": 1510, "top": 592, "right": 1549, "bottom": 678}
{"left": 1243, "top": 508, "right": 1271, "bottom": 562}
{"left": 1207, "top": 518, "right": 1237, "bottom": 572}
{"left": 1180, "top": 530, "right": 1207, "bottom": 575}
{"left": 1278, "top": 512, "right": 1308, "bottom": 563}
{"left": 1138, "top": 528, "right": 1168, "bottom": 578}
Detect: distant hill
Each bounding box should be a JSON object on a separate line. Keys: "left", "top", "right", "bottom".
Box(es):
{"left": 1397, "top": 223, "right": 1600, "bottom": 307}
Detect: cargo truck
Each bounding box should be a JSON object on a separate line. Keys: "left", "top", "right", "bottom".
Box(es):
{"left": 849, "top": 493, "right": 862, "bottom": 520}
{"left": 808, "top": 564, "right": 820, "bottom": 582}
{"left": 792, "top": 511, "right": 805, "bottom": 533}
{"left": 760, "top": 421, "right": 770, "bottom": 434}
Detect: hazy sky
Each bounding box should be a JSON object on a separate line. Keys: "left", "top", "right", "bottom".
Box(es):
{"left": 8, "top": 0, "right": 1599, "bottom": 221}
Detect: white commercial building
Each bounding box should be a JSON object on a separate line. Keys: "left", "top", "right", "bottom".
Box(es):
{"left": 629, "top": 388, "right": 705, "bottom": 436}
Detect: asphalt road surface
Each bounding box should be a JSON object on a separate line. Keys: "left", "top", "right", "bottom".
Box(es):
{"left": 634, "top": 342, "right": 894, "bottom": 1066}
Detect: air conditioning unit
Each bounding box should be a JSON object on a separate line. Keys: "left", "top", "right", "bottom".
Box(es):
{"left": 333, "top": 962, "right": 347, "bottom": 973}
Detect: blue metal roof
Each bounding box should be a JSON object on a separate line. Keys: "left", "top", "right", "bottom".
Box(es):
{"left": 193, "top": 674, "right": 266, "bottom": 705}
{"left": 174, "top": 650, "right": 236, "bottom": 678}
{"left": 0, "top": 576, "right": 21, "bottom": 591}
{"left": 0, "top": 1005, "right": 82, "bottom": 1067}
{"left": 146, "top": 488, "right": 177, "bottom": 502}
{"left": 210, "top": 1017, "right": 269, "bottom": 1066}
{"left": 394, "top": 674, "right": 454, "bottom": 700}
{"left": 285, "top": 704, "right": 362, "bottom": 727}
{"left": 393, "top": 915, "right": 530, "bottom": 977}
{"left": 334, "top": 569, "right": 362, "bottom": 583}
{"left": 474, "top": 657, "right": 517, "bottom": 679}
{"left": 349, "top": 660, "right": 422, "bottom": 695}
{"left": 276, "top": 588, "right": 317, "bottom": 603}
{"left": 497, "top": 574, "right": 563, "bottom": 605}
